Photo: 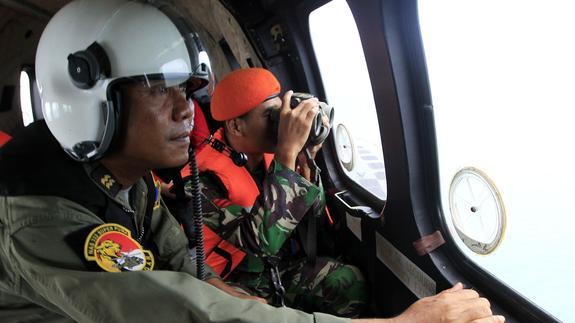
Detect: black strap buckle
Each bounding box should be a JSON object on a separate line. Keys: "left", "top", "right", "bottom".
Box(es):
{"left": 267, "top": 257, "right": 286, "bottom": 307}
{"left": 303, "top": 148, "right": 321, "bottom": 184}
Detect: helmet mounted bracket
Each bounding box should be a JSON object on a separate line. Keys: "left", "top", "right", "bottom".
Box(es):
{"left": 67, "top": 42, "right": 111, "bottom": 89}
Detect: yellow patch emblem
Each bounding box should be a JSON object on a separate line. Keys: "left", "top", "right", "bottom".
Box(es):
{"left": 84, "top": 223, "right": 154, "bottom": 272}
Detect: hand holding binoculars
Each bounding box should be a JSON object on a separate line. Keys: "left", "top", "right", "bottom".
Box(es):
{"left": 269, "top": 92, "right": 335, "bottom": 146}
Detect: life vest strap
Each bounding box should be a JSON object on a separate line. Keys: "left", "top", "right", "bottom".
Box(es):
{"left": 203, "top": 225, "right": 246, "bottom": 279}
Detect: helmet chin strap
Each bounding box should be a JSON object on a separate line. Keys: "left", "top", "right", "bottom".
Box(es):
{"left": 66, "top": 100, "right": 118, "bottom": 162}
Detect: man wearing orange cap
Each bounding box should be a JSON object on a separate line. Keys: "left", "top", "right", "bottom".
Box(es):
{"left": 174, "top": 68, "right": 504, "bottom": 322}
{"left": 182, "top": 67, "right": 368, "bottom": 316}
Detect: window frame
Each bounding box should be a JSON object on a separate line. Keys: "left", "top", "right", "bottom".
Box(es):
{"left": 19, "top": 65, "right": 41, "bottom": 125}
{"left": 307, "top": 0, "right": 389, "bottom": 206}
{"left": 376, "top": 0, "right": 560, "bottom": 321}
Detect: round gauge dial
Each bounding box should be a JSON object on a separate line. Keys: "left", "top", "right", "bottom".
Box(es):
{"left": 335, "top": 124, "right": 354, "bottom": 171}
{"left": 449, "top": 167, "right": 506, "bottom": 254}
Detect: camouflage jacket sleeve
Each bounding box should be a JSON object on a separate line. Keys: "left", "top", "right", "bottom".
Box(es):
{"left": 196, "top": 159, "right": 326, "bottom": 257}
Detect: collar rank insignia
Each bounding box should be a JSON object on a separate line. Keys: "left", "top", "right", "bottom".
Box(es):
{"left": 84, "top": 223, "right": 154, "bottom": 272}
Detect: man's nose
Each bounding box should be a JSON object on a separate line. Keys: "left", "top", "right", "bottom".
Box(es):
{"left": 171, "top": 88, "right": 194, "bottom": 122}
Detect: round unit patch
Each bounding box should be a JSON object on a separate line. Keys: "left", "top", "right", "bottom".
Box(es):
{"left": 84, "top": 223, "right": 154, "bottom": 272}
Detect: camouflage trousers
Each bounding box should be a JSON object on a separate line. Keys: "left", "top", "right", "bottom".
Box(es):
{"left": 228, "top": 256, "right": 368, "bottom": 317}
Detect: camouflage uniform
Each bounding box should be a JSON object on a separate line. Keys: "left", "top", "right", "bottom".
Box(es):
{"left": 187, "top": 158, "right": 368, "bottom": 317}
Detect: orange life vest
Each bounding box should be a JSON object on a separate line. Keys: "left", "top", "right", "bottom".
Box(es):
{"left": 182, "top": 128, "right": 273, "bottom": 207}
{"left": 186, "top": 128, "right": 273, "bottom": 278}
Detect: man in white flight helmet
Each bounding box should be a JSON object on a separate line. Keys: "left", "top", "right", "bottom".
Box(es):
{"left": 0, "top": 1, "right": 504, "bottom": 323}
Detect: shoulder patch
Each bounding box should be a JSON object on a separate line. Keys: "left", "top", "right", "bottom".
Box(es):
{"left": 84, "top": 223, "right": 154, "bottom": 272}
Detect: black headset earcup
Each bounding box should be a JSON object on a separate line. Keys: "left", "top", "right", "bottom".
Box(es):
{"left": 67, "top": 42, "right": 111, "bottom": 89}
{"left": 231, "top": 151, "right": 248, "bottom": 167}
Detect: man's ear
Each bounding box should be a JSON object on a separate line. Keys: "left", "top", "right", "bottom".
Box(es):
{"left": 224, "top": 118, "right": 244, "bottom": 137}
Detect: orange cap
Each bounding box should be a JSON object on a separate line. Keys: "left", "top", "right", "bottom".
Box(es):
{"left": 211, "top": 68, "right": 281, "bottom": 121}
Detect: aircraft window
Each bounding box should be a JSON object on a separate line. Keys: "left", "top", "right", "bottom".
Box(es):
{"left": 19, "top": 69, "right": 34, "bottom": 127}
{"left": 309, "top": 0, "right": 387, "bottom": 201}
{"left": 419, "top": 1, "right": 574, "bottom": 321}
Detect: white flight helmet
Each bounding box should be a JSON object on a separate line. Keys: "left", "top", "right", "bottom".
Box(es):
{"left": 36, "top": 0, "right": 212, "bottom": 161}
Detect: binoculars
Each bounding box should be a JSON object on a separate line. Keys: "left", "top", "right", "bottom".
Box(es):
{"left": 269, "top": 92, "right": 335, "bottom": 146}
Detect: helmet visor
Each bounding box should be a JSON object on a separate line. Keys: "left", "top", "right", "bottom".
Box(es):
{"left": 156, "top": 2, "right": 214, "bottom": 95}
{"left": 108, "top": 75, "right": 201, "bottom": 103}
